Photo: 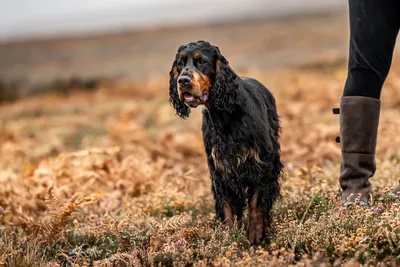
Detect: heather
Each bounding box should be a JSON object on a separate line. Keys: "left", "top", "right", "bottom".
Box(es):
{"left": 1, "top": 58, "right": 400, "bottom": 266}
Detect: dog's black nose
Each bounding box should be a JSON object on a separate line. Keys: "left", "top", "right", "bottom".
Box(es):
{"left": 178, "top": 76, "right": 192, "bottom": 86}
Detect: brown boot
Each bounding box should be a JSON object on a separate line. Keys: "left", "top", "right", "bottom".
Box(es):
{"left": 337, "top": 96, "right": 381, "bottom": 207}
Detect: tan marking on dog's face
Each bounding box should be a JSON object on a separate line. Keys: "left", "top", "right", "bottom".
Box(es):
{"left": 248, "top": 192, "right": 265, "bottom": 244}
{"left": 193, "top": 53, "right": 201, "bottom": 59}
{"left": 191, "top": 72, "right": 211, "bottom": 96}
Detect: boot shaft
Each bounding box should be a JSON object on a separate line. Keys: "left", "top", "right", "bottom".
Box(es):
{"left": 336, "top": 96, "right": 381, "bottom": 206}
{"left": 340, "top": 96, "right": 381, "bottom": 154}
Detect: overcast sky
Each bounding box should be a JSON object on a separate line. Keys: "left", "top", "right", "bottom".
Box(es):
{"left": 0, "top": 0, "right": 346, "bottom": 41}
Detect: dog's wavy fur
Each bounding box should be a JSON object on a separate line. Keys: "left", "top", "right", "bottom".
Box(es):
{"left": 169, "top": 40, "right": 283, "bottom": 245}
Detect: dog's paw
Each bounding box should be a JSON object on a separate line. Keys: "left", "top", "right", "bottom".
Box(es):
{"left": 248, "top": 227, "right": 265, "bottom": 245}
{"left": 248, "top": 212, "right": 266, "bottom": 245}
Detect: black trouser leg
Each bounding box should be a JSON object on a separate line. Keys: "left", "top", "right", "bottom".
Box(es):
{"left": 343, "top": 0, "right": 400, "bottom": 99}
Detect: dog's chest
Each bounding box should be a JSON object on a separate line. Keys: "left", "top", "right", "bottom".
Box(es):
{"left": 203, "top": 121, "right": 262, "bottom": 175}
{"left": 210, "top": 144, "right": 262, "bottom": 174}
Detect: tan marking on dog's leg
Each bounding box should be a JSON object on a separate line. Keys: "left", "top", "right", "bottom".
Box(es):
{"left": 224, "top": 203, "right": 234, "bottom": 228}
{"left": 248, "top": 192, "right": 265, "bottom": 245}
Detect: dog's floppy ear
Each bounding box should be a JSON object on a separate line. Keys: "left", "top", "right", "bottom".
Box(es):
{"left": 211, "top": 47, "right": 239, "bottom": 112}
{"left": 169, "top": 46, "right": 190, "bottom": 119}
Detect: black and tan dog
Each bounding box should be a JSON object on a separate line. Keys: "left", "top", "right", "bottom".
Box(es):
{"left": 168, "top": 40, "right": 283, "bottom": 245}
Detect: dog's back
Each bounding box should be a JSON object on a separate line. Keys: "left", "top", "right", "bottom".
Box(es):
{"left": 241, "top": 76, "right": 278, "bottom": 110}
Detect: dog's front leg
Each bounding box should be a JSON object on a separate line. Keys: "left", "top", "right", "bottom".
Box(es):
{"left": 211, "top": 181, "right": 235, "bottom": 228}
{"left": 247, "top": 190, "right": 266, "bottom": 245}
{"left": 211, "top": 177, "right": 246, "bottom": 229}
{"left": 219, "top": 200, "right": 235, "bottom": 228}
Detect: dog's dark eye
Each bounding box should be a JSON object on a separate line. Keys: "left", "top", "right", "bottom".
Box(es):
{"left": 178, "top": 60, "right": 185, "bottom": 67}
{"left": 197, "top": 58, "right": 206, "bottom": 65}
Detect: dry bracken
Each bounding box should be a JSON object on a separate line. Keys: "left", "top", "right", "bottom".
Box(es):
{"left": 1, "top": 57, "right": 400, "bottom": 266}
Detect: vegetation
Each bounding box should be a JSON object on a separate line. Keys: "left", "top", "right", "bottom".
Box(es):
{"left": 1, "top": 57, "right": 400, "bottom": 266}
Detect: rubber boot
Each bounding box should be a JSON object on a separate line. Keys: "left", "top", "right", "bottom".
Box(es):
{"left": 338, "top": 96, "right": 381, "bottom": 207}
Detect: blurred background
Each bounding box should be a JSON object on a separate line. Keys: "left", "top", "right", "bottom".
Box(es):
{"left": 1, "top": 0, "right": 346, "bottom": 40}
{"left": 0, "top": 0, "right": 350, "bottom": 101}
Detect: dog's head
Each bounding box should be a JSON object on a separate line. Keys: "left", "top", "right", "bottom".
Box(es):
{"left": 169, "top": 40, "right": 238, "bottom": 119}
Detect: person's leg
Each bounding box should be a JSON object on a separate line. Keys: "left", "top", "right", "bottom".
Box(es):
{"left": 338, "top": 0, "right": 399, "bottom": 206}
{"left": 343, "top": 0, "right": 399, "bottom": 99}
